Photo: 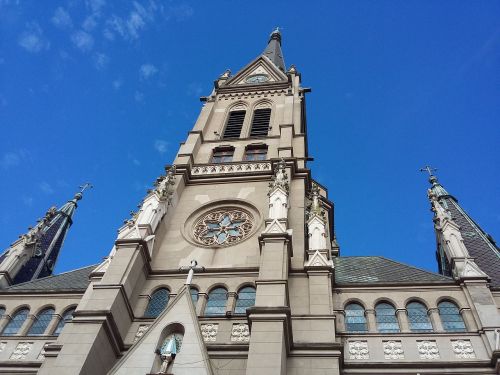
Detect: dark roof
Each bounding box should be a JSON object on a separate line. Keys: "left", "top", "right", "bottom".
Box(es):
{"left": 334, "top": 256, "right": 453, "bottom": 285}
{"left": 262, "top": 29, "right": 285, "bottom": 71}
{"left": 444, "top": 197, "right": 500, "bottom": 288}
{"left": 5, "top": 265, "right": 96, "bottom": 292}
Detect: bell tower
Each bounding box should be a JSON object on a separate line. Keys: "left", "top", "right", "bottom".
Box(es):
{"left": 41, "top": 30, "right": 340, "bottom": 375}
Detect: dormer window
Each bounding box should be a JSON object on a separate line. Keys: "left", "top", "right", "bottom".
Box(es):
{"left": 223, "top": 110, "right": 246, "bottom": 139}
{"left": 211, "top": 146, "right": 234, "bottom": 163}
{"left": 250, "top": 108, "right": 271, "bottom": 137}
{"left": 244, "top": 144, "right": 268, "bottom": 161}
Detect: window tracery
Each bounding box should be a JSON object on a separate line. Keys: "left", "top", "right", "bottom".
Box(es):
{"left": 193, "top": 208, "right": 253, "bottom": 246}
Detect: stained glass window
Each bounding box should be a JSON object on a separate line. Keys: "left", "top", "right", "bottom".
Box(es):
{"left": 407, "top": 301, "right": 433, "bottom": 332}
{"left": 375, "top": 302, "right": 400, "bottom": 333}
{"left": 145, "top": 288, "right": 170, "bottom": 318}
{"left": 234, "top": 286, "right": 256, "bottom": 315}
{"left": 193, "top": 209, "right": 253, "bottom": 247}
{"left": 2, "top": 308, "right": 29, "bottom": 336}
{"left": 345, "top": 303, "right": 367, "bottom": 332}
{"left": 28, "top": 308, "right": 54, "bottom": 335}
{"left": 204, "top": 288, "right": 227, "bottom": 316}
{"left": 438, "top": 301, "right": 466, "bottom": 332}
{"left": 54, "top": 308, "right": 75, "bottom": 336}
{"left": 190, "top": 288, "right": 199, "bottom": 306}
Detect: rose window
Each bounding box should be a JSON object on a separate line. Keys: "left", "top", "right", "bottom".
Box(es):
{"left": 193, "top": 208, "right": 253, "bottom": 246}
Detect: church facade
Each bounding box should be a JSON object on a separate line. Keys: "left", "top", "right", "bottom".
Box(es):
{"left": 0, "top": 30, "right": 499, "bottom": 375}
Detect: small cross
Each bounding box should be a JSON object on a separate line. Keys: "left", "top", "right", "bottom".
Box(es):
{"left": 79, "top": 182, "right": 93, "bottom": 193}
{"left": 419, "top": 165, "right": 437, "bottom": 177}
{"left": 180, "top": 260, "right": 205, "bottom": 285}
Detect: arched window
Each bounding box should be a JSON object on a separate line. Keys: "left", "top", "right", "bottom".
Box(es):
{"left": 145, "top": 288, "right": 170, "bottom": 318}
{"left": 438, "top": 301, "right": 466, "bottom": 332}
{"left": 190, "top": 288, "right": 199, "bottom": 306}
{"left": 345, "top": 303, "right": 367, "bottom": 332}
{"left": 234, "top": 286, "right": 256, "bottom": 315}
{"left": 375, "top": 302, "right": 399, "bottom": 333}
{"left": 407, "top": 301, "right": 433, "bottom": 332}
{"left": 250, "top": 108, "right": 271, "bottom": 137}
{"left": 28, "top": 308, "right": 54, "bottom": 335}
{"left": 54, "top": 308, "right": 75, "bottom": 336}
{"left": 204, "top": 287, "right": 227, "bottom": 316}
{"left": 2, "top": 308, "right": 29, "bottom": 336}
{"left": 223, "top": 110, "right": 246, "bottom": 139}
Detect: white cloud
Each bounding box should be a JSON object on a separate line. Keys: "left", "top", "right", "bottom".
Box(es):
{"left": 39, "top": 181, "right": 54, "bottom": 194}
{"left": 18, "top": 22, "right": 50, "bottom": 53}
{"left": 0, "top": 149, "right": 28, "bottom": 169}
{"left": 51, "top": 7, "right": 72, "bottom": 29}
{"left": 112, "top": 79, "right": 122, "bottom": 90}
{"left": 86, "top": 0, "right": 106, "bottom": 14}
{"left": 93, "top": 52, "right": 109, "bottom": 70}
{"left": 22, "top": 196, "right": 33, "bottom": 206}
{"left": 71, "top": 30, "right": 94, "bottom": 52}
{"left": 82, "top": 15, "right": 98, "bottom": 31}
{"left": 139, "top": 63, "right": 158, "bottom": 80}
{"left": 154, "top": 139, "right": 168, "bottom": 154}
{"left": 132, "top": 158, "right": 141, "bottom": 166}
{"left": 134, "top": 91, "right": 144, "bottom": 102}
{"left": 103, "top": 1, "right": 158, "bottom": 41}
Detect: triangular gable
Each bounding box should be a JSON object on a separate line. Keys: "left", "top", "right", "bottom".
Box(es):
{"left": 305, "top": 250, "right": 333, "bottom": 268}
{"left": 224, "top": 56, "right": 288, "bottom": 87}
{"left": 108, "top": 286, "right": 213, "bottom": 375}
{"left": 263, "top": 219, "right": 287, "bottom": 234}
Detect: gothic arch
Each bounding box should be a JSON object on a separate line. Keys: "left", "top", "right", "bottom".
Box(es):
{"left": 343, "top": 298, "right": 367, "bottom": 310}
{"left": 372, "top": 297, "right": 399, "bottom": 309}
{"left": 436, "top": 296, "right": 463, "bottom": 309}
{"left": 403, "top": 297, "right": 431, "bottom": 309}
{"left": 32, "top": 304, "right": 56, "bottom": 316}
{"left": 235, "top": 281, "right": 256, "bottom": 292}
{"left": 148, "top": 285, "right": 171, "bottom": 296}
{"left": 206, "top": 283, "right": 230, "bottom": 294}
{"left": 218, "top": 101, "right": 249, "bottom": 137}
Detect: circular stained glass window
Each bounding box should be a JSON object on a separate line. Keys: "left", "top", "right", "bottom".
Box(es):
{"left": 193, "top": 208, "right": 254, "bottom": 246}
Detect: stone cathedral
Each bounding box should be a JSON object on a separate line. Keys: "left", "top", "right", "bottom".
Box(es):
{"left": 1, "top": 30, "right": 500, "bottom": 375}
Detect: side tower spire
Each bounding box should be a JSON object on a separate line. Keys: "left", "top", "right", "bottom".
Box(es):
{"left": 423, "top": 168, "right": 500, "bottom": 286}
{"left": 0, "top": 183, "right": 91, "bottom": 288}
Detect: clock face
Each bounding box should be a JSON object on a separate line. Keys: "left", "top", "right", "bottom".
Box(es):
{"left": 246, "top": 74, "right": 269, "bottom": 84}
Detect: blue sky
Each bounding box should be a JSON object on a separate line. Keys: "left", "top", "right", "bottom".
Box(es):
{"left": 0, "top": 0, "right": 499, "bottom": 274}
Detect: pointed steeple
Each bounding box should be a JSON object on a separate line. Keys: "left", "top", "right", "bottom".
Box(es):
{"left": 262, "top": 28, "right": 285, "bottom": 71}
{"left": 424, "top": 171, "right": 500, "bottom": 286}
{"left": 0, "top": 184, "right": 91, "bottom": 287}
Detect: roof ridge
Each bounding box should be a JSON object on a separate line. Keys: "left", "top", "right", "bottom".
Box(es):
{"left": 376, "top": 256, "right": 451, "bottom": 279}
{"left": 6, "top": 264, "right": 98, "bottom": 289}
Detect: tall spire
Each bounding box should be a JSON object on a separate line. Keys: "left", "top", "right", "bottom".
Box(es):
{"left": 262, "top": 28, "right": 285, "bottom": 71}
{"left": 0, "top": 184, "right": 91, "bottom": 287}
{"left": 423, "top": 171, "right": 500, "bottom": 286}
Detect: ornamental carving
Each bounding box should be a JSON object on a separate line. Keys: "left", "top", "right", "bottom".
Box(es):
{"left": 417, "top": 340, "right": 440, "bottom": 359}
{"left": 193, "top": 208, "right": 253, "bottom": 246}
{"left": 231, "top": 323, "right": 250, "bottom": 343}
{"left": 451, "top": 339, "right": 475, "bottom": 359}
{"left": 200, "top": 323, "right": 218, "bottom": 342}
{"left": 10, "top": 342, "right": 33, "bottom": 360}
{"left": 348, "top": 341, "right": 369, "bottom": 360}
{"left": 192, "top": 162, "right": 271, "bottom": 176}
{"left": 383, "top": 340, "right": 404, "bottom": 360}
{"left": 133, "top": 324, "right": 150, "bottom": 344}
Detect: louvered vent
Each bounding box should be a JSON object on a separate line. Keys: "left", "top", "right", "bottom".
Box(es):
{"left": 250, "top": 108, "right": 271, "bottom": 137}
{"left": 222, "top": 111, "right": 246, "bottom": 139}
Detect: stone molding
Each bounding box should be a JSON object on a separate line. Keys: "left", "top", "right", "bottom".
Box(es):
{"left": 191, "top": 162, "right": 272, "bottom": 176}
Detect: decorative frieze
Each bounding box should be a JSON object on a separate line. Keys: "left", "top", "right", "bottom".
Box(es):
{"left": 133, "top": 324, "right": 150, "bottom": 344}
{"left": 10, "top": 342, "right": 33, "bottom": 360}
{"left": 230, "top": 323, "right": 250, "bottom": 343}
{"left": 192, "top": 162, "right": 271, "bottom": 176}
{"left": 451, "top": 339, "right": 475, "bottom": 359}
{"left": 348, "top": 341, "right": 369, "bottom": 360}
{"left": 383, "top": 340, "right": 404, "bottom": 360}
{"left": 200, "top": 323, "right": 218, "bottom": 342}
{"left": 417, "top": 340, "right": 440, "bottom": 359}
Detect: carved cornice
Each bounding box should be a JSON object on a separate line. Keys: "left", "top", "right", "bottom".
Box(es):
{"left": 191, "top": 162, "right": 272, "bottom": 176}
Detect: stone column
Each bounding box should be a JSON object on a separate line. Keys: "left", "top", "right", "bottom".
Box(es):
{"left": 365, "top": 309, "right": 377, "bottom": 333}
{"left": 0, "top": 314, "right": 11, "bottom": 333}
{"left": 134, "top": 294, "right": 151, "bottom": 317}
{"left": 196, "top": 293, "right": 208, "bottom": 317}
{"left": 226, "top": 292, "right": 237, "bottom": 316}
{"left": 46, "top": 314, "right": 62, "bottom": 336}
{"left": 396, "top": 309, "right": 410, "bottom": 332}
{"left": 461, "top": 308, "right": 477, "bottom": 331}
{"left": 428, "top": 307, "right": 443, "bottom": 332}
{"left": 19, "top": 314, "right": 36, "bottom": 336}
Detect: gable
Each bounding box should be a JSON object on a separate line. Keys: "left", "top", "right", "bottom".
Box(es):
{"left": 224, "top": 56, "right": 288, "bottom": 87}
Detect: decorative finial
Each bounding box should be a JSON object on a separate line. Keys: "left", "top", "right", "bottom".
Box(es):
{"left": 420, "top": 165, "right": 438, "bottom": 177}
{"left": 219, "top": 69, "right": 231, "bottom": 79}
{"left": 74, "top": 182, "right": 93, "bottom": 201}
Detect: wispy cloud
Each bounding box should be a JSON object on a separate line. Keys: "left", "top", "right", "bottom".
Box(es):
{"left": 22, "top": 196, "right": 34, "bottom": 207}
{"left": 51, "top": 7, "right": 72, "bottom": 29}
{"left": 93, "top": 52, "right": 109, "bottom": 70}
{"left": 71, "top": 30, "right": 94, "bottom": 52}
{"left": 139, "top": 63, "right": 158, "bottom": 80}
{"left": 18, "top": 22, "right": 50, "bottom": 53}
{"left": 0, "top": 149, "right": 28, "bottom": 169}
{"left": 39, "top": 181, "right": 55, "bottom": 194}
{"left": 154, "top": 139, "right": 168, "bottom": 154}
{"left": 112, "top": 79, "right": 122, "bottom": 90}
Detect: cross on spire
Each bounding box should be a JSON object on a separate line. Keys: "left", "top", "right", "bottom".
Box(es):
{"left": 419, "top": 165, "right": 438, "bottom": 177}
{"left": 180, "top": 260, "right": 205, "bottom": 285}
{"left": 79, "top": 182, "right": 93, "bottom": 193}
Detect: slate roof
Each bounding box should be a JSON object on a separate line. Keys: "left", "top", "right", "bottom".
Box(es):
{"left": 262, "top": 29, "right": 285, "bottom": 71}
{"left": 334, "top": 256, "right": 453, "bottom": 285}
{"left": 4, "top": 265, "right": 96, "bottom": 292}
{"left": 444, "top": 197, "right": 500, "bottom": 288}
